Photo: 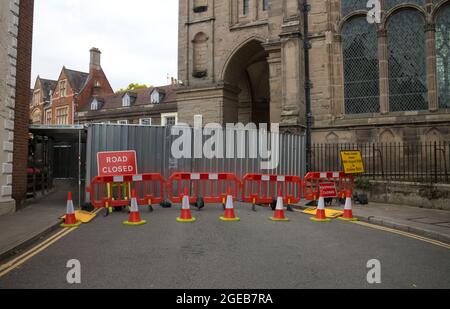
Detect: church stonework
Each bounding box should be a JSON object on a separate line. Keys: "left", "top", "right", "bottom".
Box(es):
{"left": 177, "top": 0, "right": 450, "bottom": 143}
{"left": 177, "top": 0, "right": 306, "bottom": 133}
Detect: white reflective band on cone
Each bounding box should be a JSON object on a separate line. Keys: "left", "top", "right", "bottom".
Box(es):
{"left": 191, "top": 174, "right": 200, "bottom": 180}
{"left": 209, "top": 174, "right": 218, "bottom": 180}
{"left": 182, "top": 195, "right": 190, "bottom": 210}
{"left": 345, "top": 197, "right": 352, "bottom": 210}
{"left": 317, "top": 197, "right": 326, "bottom": 210}
{"left": 67, "top": 200, "right": 75, "bottom": 214}
{"left": 276, "top": 197, "right": 284, "bottom": 210}
{"left": 225, "top": 195, "right": 234, "bottom": 209}
{"left": 130, "top": 198, "right": 139, "bottom": 212}
{"left": 262, "top": 175, "right": 270, "bottom": 181}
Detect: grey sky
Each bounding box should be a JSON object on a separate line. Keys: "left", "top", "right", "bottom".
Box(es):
{"left": 31, "top": 0, "right": 179, "bottom": 91}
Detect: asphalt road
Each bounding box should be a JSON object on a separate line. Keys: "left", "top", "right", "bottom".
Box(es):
{"left": 0, "top": 203, "right": 449, "bottom": 289}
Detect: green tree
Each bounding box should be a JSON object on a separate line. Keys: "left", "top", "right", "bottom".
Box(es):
{"left": 117, "top": 83, "right": 150, "bottom": 93}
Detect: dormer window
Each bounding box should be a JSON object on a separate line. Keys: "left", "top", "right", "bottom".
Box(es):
{"left": 151, "top": 89, "right": 163, "bottom": 104}
{"left": 123, "top": 93, "right": 131, "bottom": 107}
{"left": 91, "top": 98, "right": 99, "bottom": 111}
{"left": 122, "top": 92, "right": 136, "bottom": 107}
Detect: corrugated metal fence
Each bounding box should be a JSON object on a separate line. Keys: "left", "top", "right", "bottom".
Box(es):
{"left": 86, "top": 124, "right": 306, "bottom": 202}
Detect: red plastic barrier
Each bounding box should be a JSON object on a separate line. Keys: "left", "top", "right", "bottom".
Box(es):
{"left": 87, "top": 173, "right": 166, "bottom": 209}
{"left": 242, "top": 174, "right": 302, "bottom": 205}
{"left": 132, "top": 174, "right": 166, "bottom": 206}
{"left": 303, "top": 172, "right": 354, "bottom": 201}
{"left": 168, "top": 173, "right": 241, "bottom": 204}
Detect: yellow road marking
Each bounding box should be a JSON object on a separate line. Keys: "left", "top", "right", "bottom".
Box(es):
{"left": 0, "top": 208, "right": 101, "bottom": 278}
{"left": 295, "top": 209, "right": 450, "bottom": 249}
{"left": 351, "top": 221, "right": 450, "bottom": 250}
{"left": 0, "top": 228, "right": 75, "bottom": 278}
{"left": 0, "top": 228, "right": 69, "bottom": 273}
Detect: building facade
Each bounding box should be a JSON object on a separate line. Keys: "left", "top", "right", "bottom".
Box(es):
{"left": 76, "top": 84, "right": 178, "bottom": 126}
{"left": 0, "top": 0, "right": 34, "bottom": 214}
{"left": 177, "top": 0, "right": 450, "bottom": 143}
{"left": 30, "top": 77, "right": 57, "bottom": 124}
{"left": 30, "top": 48, "right": 115, "bottom": 126}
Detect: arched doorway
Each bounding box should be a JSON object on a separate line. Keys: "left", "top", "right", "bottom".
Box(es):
{"left": 223, "top": 39, "right": 270, "bottom": 125}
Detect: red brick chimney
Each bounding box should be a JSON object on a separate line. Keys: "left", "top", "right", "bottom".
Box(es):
{"left": 90, "top": 47, "right": 102, "bottom": 72}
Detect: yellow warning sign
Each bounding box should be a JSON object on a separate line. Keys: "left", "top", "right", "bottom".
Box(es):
{"left": 340, "top": 150, "right": 365, "bottom": 174}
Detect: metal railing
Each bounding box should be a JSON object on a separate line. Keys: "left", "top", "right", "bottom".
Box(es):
{"left": 311, "top": 142, "right": 450, "bottom": 184}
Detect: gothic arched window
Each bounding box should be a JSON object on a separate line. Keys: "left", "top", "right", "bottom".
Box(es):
{"left": 384, "top": 0, "right": 424, "bottom": 12}
{"left": 387, "top": 9, "right": 428, "bottom": 112}
{"left": 193, "top": 32, "right": 208, "bottom": 78}
{"left": 341, "top": 0, "right": 367, "bottom": 17}
{"left": 436, "top": 4, "right": 450, "bottom": 109}
{"left": 342, "top": 16, "right": 380, "bottom": 114}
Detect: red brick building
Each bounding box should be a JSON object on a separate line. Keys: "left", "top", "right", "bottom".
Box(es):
{"left": 30, "top": 48, "right": 114, "bottom": 125}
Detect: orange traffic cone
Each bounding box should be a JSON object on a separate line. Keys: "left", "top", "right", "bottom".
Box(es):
{"left": 310, "top": 190, "right": 331, "bottom": 223}
{"left": 338, "top": 190, "right": 358, "bottom": 221}
{"left": 177, "top": 188, "right": 196, "bottom": 223}
{"left": 61, "top": 192, "right": 82, "bottom": 228}
{"left": 220, "top": 189, "right": 240, "bottom": 222}
{"left": 270, "top": 188, "right": 289, "bottom": 222}
{"left": 123, "top": 190, "right": 147, "bottom": 226}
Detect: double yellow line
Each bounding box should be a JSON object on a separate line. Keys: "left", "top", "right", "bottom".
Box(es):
{"left": 294, "top": 209, "right": 449, "bottom": 249}
{"left": 351, "top": 220, "right": 450, "bottom": 250}
{"left": 0, "top": 209, "right": 102, "bottom": 279}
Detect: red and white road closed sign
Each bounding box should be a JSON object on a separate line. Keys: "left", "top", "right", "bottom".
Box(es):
{"left": 319, "top": 183, "right": 338, "bottom": 198}
{"left": 97, "top": 151, "right": 138, "bottom": 177}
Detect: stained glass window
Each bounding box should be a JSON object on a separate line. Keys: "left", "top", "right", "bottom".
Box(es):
{"left": 436, "top": 4, "right": 450, "bottom": 109}
{"left": 387, "top": 10, "right": 428, "bottom": 112}
{"left": 341, "top": 0, "right": 368, "bottom": 17}
{"left": 342, "top": 16, "right": 380, "bottom": 114}
{"left": 384, "top": 0, "right": 424, "bottom": 11}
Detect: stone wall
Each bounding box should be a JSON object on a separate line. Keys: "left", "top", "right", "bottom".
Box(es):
{"left": 362, "top": 180, "right": 450, "bottom": 211}
{"left": 0, "top": 0, "right": 20, "bottom": 215}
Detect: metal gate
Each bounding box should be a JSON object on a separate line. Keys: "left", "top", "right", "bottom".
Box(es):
{"left": 85, "top": 124, "right": 306, "bottom": 203}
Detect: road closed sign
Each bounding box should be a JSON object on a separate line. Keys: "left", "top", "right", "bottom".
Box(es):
{"left": 319, "top": 183, "right": 338, "bottom": 198}
{"left": 97, "top": 151, "right": 138, "bottom": 177}
{"left": 340, "top": 150, "right": 365, "bottom": 174}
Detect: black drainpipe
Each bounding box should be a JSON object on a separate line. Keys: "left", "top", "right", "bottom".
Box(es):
{"left": 302, "top": 0, "right": 312, "bottom": 172}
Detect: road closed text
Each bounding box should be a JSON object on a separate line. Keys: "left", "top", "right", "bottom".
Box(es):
{"left": 97, "top": 151, "right": 138, "bottom": 177}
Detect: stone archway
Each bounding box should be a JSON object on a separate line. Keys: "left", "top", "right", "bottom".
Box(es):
{"left": 223, "top": 39, "right": 270, "bottom": 125}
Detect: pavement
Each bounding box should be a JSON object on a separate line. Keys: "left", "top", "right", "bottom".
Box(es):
{"left": 296, "top": 202, "right": 450, "bottom": 244}
{"left": 0, "top": 202, "right": 448, "bottom": 289}
{"left": 0, "top": 180, "right": 81, "bottom": 261}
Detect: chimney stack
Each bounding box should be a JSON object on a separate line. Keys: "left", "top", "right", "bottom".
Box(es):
{"left": 90, "top": 47, "right": 101, "bottom": 71}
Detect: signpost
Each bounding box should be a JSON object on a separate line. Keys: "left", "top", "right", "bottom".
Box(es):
{"left": 340, "top": 150, "right": 365, "bottom": 175}
{"left": 97, "top": 151, "right": 138, "bottom": 177}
